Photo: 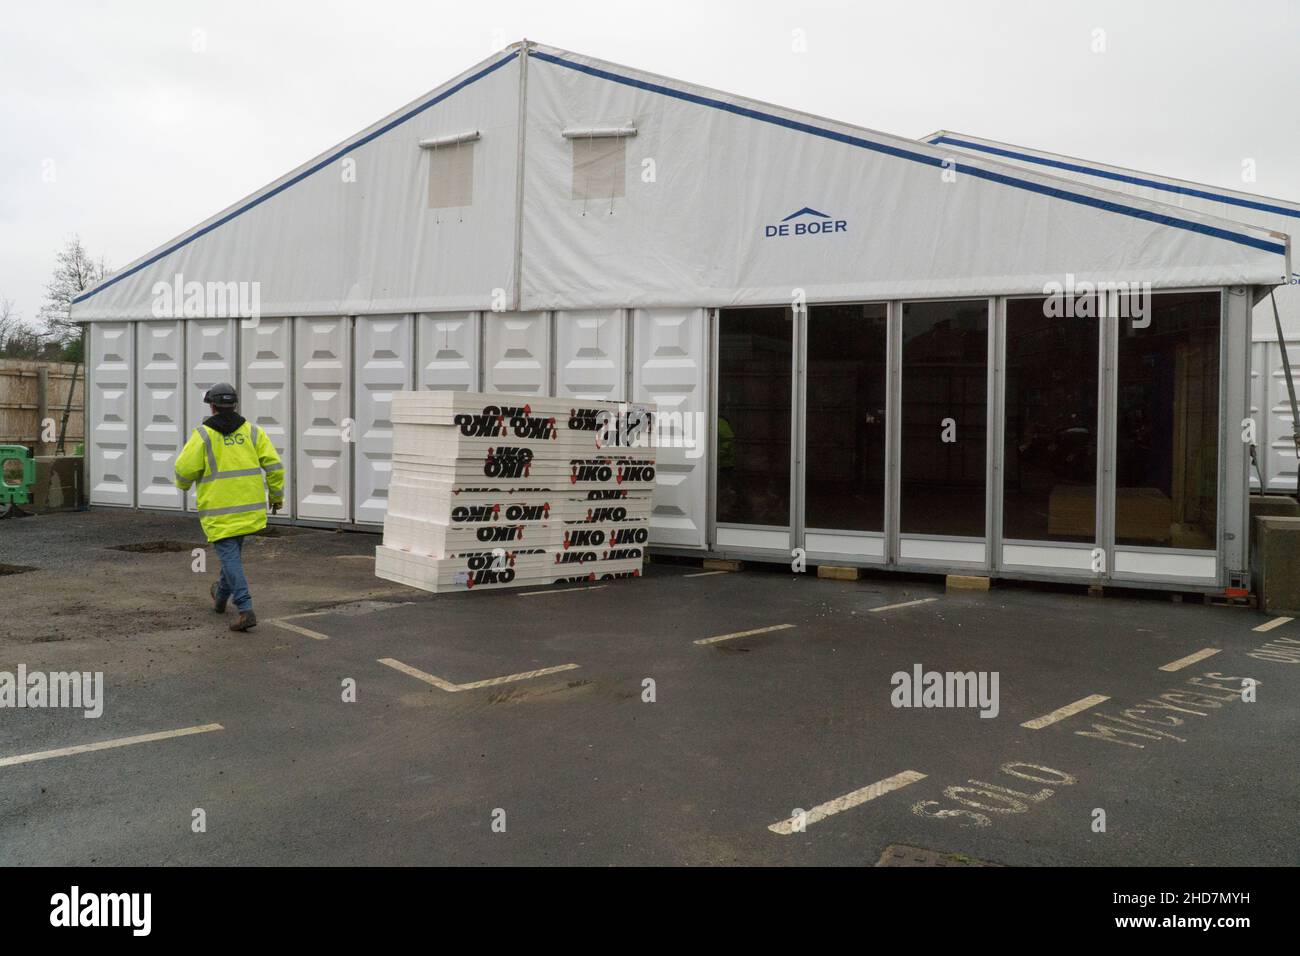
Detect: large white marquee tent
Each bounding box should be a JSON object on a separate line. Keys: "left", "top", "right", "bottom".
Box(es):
{"left": 72, "top": 41, "right": 1294, "bottom": 591}
{"left": 924, "top": 129, "right": 1300, "bottom": 496}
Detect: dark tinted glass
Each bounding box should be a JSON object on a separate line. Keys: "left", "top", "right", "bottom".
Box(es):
{"left": 1003, "top": 299, "right": 1099, "bottom": 542}
{"left": 900, "top": 300, "right": 988, "bottom": 537}
{"left": 717, "top": 307, "right": 792, "bottom": 526}
{"left": 805, "top": 303, "right": 888, "bottom": 531}
{"left": 1115, "top": 291, "right": 1219, "bottom": 549}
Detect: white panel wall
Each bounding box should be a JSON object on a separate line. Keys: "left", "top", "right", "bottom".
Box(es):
{"left": 295, "top": 316, "right": 351, "bottom": 521}
{"left": 632, "top": 308, "right": 708, "bottom": 548}
{"left": 354, "top": 315, "right": 413, "bottom": 524}
{"left": 184, "top": 318, "right": 238, "bottom": 509}
{"left": 1251, "top": 340, "right": 1300, "bottom": 493}
{"left": 555, "top": 309, "right": 626, "bottom": 400}
{"left": 135, "top": 321, "right": 184, "bottom": 510}
{"left": 88, "top": 322, "right": 134, "bottom": 506}
{"left": 417, "top": 311, "right": 479, "bottom": 390}
{"left": 241, "top": 317, "right": 295, "bottom": 511}
{"left": 484, "top": 311, "right": 549, "bottom": 395}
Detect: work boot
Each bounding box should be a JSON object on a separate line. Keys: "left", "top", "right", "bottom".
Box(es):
{"left": 210, "top": 582, "right": 228, "bottom": 613}
{"left": 229, "top": 610, "right": 257, "bottom": 632}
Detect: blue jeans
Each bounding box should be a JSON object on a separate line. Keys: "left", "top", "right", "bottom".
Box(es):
{"left": 213, "top": 535, "right": 253, "bottom": 613}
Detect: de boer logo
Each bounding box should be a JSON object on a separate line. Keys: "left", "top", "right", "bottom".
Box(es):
{"left": 763, "top": 206, "right": 847, "bottom": 238}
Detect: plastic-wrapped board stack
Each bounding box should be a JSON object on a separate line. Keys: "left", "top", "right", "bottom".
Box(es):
{"left": 376, "top": 391, "right": 656, "bottom": 592}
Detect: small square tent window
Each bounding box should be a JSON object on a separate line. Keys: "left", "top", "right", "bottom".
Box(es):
{"left": 570, "top": 135, "right": 628, "bottom": 201}
{"left": 423, "top": 135, "right": 476, "bottom": 209}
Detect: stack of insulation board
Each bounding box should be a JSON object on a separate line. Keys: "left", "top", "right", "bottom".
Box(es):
{"left": 376, "top": 391, "right": 656, "bottom": 592}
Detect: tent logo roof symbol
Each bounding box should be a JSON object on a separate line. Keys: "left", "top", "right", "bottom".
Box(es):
{"left": 781, "top": 207, "right": 831, "bottom": 222}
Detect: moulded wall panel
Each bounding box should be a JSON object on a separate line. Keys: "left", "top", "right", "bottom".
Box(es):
{"left": 484, "top": 311, "right": 549, "bottom": 395}
{"left": 88, "top": 322, "right": 134, "bottom": 505}
{"left": 240, "top": 317, "right": 294, "bottom": 510}
{"left": 417, "top": 312, "right": 479, "bottom": 391}
{"left": 632, "top": 308, "right": 708, "bottom": 548}
{"left": 135, "top": 321, "right": 184, "bottom": 510}
{"left": 556, "top": 309, "right": 625, "bottom": 400}
{"left": 185, "top": 318, "right": 238, "bottom": 509}
{"left": 295, "top": 316, "right": 350, "bottom": 521}
{"left": 1263, "top": 340, "right": 1299, "bottom": 492}
{"left": 354, "top": 315, "right": 412, "bottom": 524}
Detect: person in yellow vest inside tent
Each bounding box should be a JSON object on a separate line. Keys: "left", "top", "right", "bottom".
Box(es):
{"left": 174, "top": 383, "right": 285, "bottom": 632}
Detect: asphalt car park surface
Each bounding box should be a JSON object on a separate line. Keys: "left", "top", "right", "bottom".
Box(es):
{"left": 1, "top": 512, "right": 1297, "bottom": 866}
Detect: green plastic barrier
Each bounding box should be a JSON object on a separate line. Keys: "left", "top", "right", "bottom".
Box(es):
{"left": 0, "top": 445, "right": 36, "bottom": 505}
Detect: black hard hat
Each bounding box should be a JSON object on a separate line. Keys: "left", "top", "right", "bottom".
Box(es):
{"left": 203, "top": 382, "right": 238, "bottom": 406}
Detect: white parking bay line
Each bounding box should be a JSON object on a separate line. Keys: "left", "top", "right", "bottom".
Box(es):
{"left": 377, "top": 657, "right": 579, "bottom": 693}
{"left": 0, "top": 723, "right": 224, "bottom": 769}
{"left": 1021, "top": 694, "right": 1110, "bottom": 730}
{"left": 457, "top": 665, "right": 581, "bottom": 690}
{"left": 271, "top": 619, "right": 330, "bottom": 641}
{"left": 684, "top": 570, "right": 730, "bottom": 578}
{"left": 694, "top": 623, "right": 795, "bottom": 646}
{"left": 768, "top": 770, "right": 927, "bottom": 835}
{"left": 1158, "top": 647, "right": 1221, "bottom": 672}
{"left": 1253, "top": 616, "right": 1294, "bottom": 633}
{"left": 869, "top": 597, "right": 939, "bottom": 614}
{"left": 519, "top": 585, "right": 607, "bottom": 597}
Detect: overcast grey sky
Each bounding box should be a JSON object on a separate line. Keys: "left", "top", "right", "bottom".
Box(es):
{"left": 2, "top": 0, "right": 1297, "bottom": 325}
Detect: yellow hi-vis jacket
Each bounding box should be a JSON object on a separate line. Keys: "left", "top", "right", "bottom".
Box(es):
{"left": 173, "top": 420, "right": 285, "bottom": 542}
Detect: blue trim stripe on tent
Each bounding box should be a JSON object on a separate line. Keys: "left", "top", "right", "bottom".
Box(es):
{"left": 928, "top": 135, "right": 1300, "bottom": 221}
{"left": 74, "top": 50, "right": 520, "bottom": 304}
{"left": 529, "top": 50, "right": 1286, "bottom": 259}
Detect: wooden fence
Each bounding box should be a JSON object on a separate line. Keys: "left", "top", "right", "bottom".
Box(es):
{"left": 0, "top": 359, "right": 85, "bottom": 454}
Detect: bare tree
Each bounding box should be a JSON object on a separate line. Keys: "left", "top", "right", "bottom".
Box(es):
{"left": 36, "top": 236, "right": 110, "bottom": 344}
{"left": 0, "top": 297, "right": 48, "bottom": 358}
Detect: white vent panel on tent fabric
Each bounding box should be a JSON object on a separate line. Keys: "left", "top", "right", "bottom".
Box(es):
{"left": 427, "top": 141, "right": 476, "bottom": 210}
{"left": 70, "top": 53, "right": 523, "bottom": 320}
{"left": 519, "top": 45, "right": 1287, "bottom": 311}
{"left": 135, "top": 320, "right": 184, "bottom": 511}
{"left": 240, "top": 317, "right": 294, "bottom": 511}
{"left": 417, "top": 312, "right": 480, "bottom": 391}
{"left": 571, "top": 136, "right": 626, "bottom": 201}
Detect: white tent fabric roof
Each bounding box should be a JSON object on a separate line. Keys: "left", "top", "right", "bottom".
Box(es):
{"left": 923, "top": 130, "right": 1300, "bottom": 337}
{"left": 71, "top": 42, "right": 1292, "bottom": 321}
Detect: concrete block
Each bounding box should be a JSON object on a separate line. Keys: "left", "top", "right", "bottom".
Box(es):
{"left": 946, "top": 574, "right": 990, "bottom": 591}
{"left": 1250, "top": 495, "right": 1300, "bottom": 520}
{"left": 703, "top": 559, "right": 743, "bottom": 572}
{"left": 817, "top": 564, "right": 859, "bottom": 581}
{"left": 1251, "top": 516, "right": 1300, "bottom": 614}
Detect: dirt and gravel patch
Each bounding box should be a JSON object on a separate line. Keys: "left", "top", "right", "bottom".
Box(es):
{"left": 0, "top": 510, "right": 418, "bottom": 649}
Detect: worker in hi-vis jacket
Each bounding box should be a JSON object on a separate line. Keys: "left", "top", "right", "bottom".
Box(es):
{"left": 173, "top": 383, "right": 285, "bottom": 632}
